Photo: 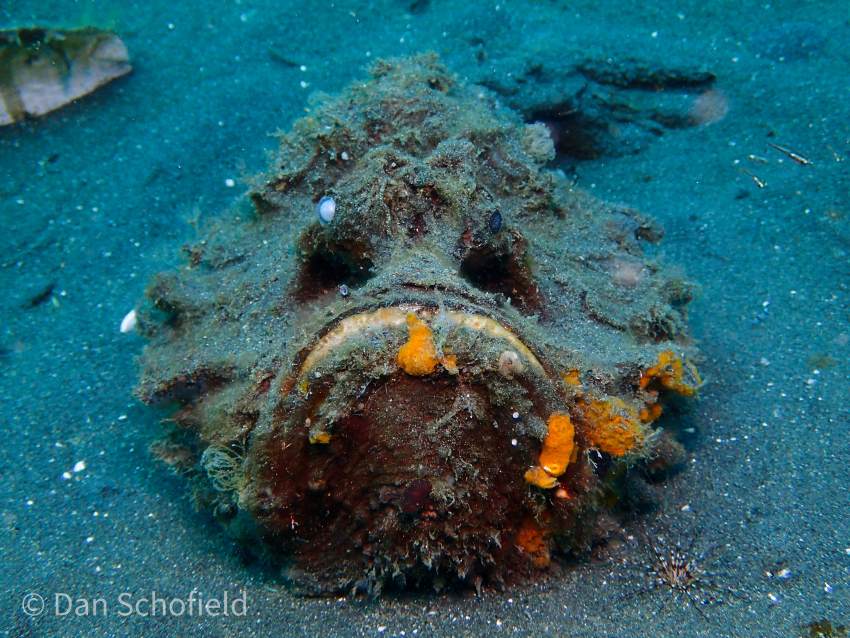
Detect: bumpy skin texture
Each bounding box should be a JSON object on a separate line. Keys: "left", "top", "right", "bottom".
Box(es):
{"left": 137, "top": 54, "right": 699, "bottom": 595}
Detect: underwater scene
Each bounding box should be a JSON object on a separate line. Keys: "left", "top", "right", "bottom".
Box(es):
{"left": 1, "top": 1, "right": 847, "bottom": 636}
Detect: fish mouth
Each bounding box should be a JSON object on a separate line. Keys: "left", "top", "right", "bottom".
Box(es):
{"left": 294, "top": 304, "right": 546, "bottom": 390}
{"left": 275, "top": 291, "right": 566, "bottom": 444}
{"left": 282, "top": 281, "right": 557, "bottom": 391}
{"left": 241, "top": 296, "right": 573, "bottom": 590}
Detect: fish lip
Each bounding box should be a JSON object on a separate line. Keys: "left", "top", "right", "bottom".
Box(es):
{"left": 284, "top": 286, "right": 556, "bottom": 395}
{"left": 312, "top": 282, "right": 510, "bottom": 339}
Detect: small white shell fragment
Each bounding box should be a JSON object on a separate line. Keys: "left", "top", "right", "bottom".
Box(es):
{"left": 316, "top": 196, "right": 336, "bottom": 225}
{"left": 120, "top": 309, "right": 137, "bottom": 333}
{"left": 340, "top": 151, "right": 350, "bottom": 161}
{"left": 73, "top": 460, "right": 86, "bottom": 473}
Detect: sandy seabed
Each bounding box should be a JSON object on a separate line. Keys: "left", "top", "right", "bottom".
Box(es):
{"left": 1, "top": 1, "right": 847, "bottom": 636}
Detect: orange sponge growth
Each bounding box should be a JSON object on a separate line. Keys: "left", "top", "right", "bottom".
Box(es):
{"left": 516, "top": 517, "right": 550, "bottom": 568}
{"left": 577, "top": 397, "right": 645, "bottom": 457}
{"left": 640, "top": 350, "right": 702, "bottom": 396}
{"left": 524, "top": 465, "right": 558, "bottom": 489}
{"left": 639, "top": 402, "right": 663, "bottom": 423}
{"left": 539, "top": 412, "right": 575, "bottom": 476}
{"left": 397, "top": 313, "right": 440, "bottom": 376}
{"left": 524, "top": 412, "right": 575, "bottom": 489}
{"left": 309, "top": 431, "right": 331, "bottom": 445}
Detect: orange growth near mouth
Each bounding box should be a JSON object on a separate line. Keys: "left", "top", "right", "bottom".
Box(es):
{"left": 524, "top": 465, "right": 558, "bottom": 489}
{"left": 538, "top": 412, "right": 575, "bottom": 476}
{"left": 396, "top": 312, "right": 458, "bottom": 376}
{"left": 525, "top": 412, "right": 576, "bottom": 489}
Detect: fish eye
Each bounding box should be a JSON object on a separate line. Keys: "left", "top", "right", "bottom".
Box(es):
{"left": 458, "top": 230, "right": 542, "bottom": 314}
{"left": 293, "top": 246, "right": 373, "bottom": 302}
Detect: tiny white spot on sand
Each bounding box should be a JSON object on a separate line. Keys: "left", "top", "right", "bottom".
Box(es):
{"left": 225, "top": 178, "right": 236, "bottom": 188}
{"left": 73, "top": 460, "right": 86, "bottom": 473}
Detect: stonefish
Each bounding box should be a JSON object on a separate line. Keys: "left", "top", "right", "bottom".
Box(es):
{"left": 137, "top": 54, "right": 700, "bottom": 594}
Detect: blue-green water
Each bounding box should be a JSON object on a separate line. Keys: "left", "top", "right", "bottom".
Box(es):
{"left": 1, "top": 2, "right": 847, "bottom": 636}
